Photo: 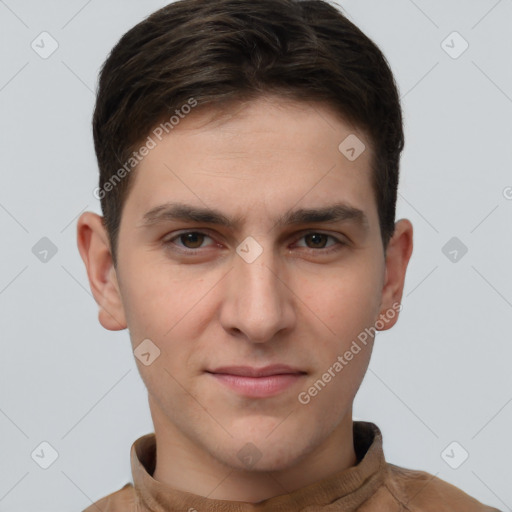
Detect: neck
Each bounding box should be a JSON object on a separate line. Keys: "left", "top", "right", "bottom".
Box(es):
{"left": 150, "top": 400, "right": 357, "bottom": 503}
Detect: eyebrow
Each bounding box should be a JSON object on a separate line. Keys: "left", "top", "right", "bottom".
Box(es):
{"left": 139, "top": 201, "right": 369, "bottom": 232}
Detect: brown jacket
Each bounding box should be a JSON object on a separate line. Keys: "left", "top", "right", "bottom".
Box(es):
{"left": 83, "top": 421, "right": 501, "bottom": 511}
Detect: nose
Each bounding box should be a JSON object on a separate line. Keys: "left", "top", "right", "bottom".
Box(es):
{"left": 219, "top": 242, "right": 296, "bottom": 343}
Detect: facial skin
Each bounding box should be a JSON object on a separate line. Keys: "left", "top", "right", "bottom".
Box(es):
{"left": 77, "top": 95, "right": 413, "bottom": 503}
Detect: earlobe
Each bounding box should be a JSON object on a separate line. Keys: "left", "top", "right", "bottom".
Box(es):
{"left": 376, "top": 219, "right": 413, "bottom": 331}
{"left": 76, "top": 212, "right": 127, "bottom": 331}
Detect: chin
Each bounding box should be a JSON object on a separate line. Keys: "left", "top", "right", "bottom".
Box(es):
{"left": 229, "top": 446, "right": 304, "bottom": 473}
{"left": 219, "top": 427, "right": 310, "bottom": 472}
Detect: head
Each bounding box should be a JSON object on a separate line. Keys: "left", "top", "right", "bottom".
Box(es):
{"left": 78, "top": 0, "right": 413, "bottom": 475}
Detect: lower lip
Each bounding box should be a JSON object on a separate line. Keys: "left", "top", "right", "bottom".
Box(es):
{"left": 208, "top": 372, "right": 305, "bottom": 398}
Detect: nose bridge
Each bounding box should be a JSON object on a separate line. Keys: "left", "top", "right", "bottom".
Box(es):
{"left": 222, "top": 238, "right": 293, "bottom": 341}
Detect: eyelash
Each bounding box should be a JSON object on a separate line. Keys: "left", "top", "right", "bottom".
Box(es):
{"left": 162, "top": 230, "right": 347, "bottom": 256}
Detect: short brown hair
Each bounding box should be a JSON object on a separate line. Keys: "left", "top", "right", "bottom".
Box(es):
{"left": 92, "top": 0, "right": 404, "bottom": 265}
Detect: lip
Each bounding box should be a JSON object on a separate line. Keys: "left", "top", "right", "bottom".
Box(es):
{"left": 207, "top": 364, "right": 305, "bottom": 377}
{"left": 206, "top": 365, "right": 307, "bottom": 398}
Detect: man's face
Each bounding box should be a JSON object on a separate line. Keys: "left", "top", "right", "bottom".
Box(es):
{"left": 93, "top": 97, "right": 407, "bottom": 472}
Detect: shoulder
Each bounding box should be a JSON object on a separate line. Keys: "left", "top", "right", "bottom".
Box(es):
{"left": 382, "top": 463, "right": 502, "bottom": 511}
{"left": 82, "top": 482, "right": 136, "bottom": 512}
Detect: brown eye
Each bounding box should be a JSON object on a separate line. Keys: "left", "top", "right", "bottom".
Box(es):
{"left": 179, "top": 232, "right": 206, "bottom": 249}
{"left": 304, "top": 233, "right": 329, "bottom": 249}
{"left": 163, "top": 230, "right": 218, "bottom": 255}
{"left": 294, "top": 232, "right": 346, "bottom": 254}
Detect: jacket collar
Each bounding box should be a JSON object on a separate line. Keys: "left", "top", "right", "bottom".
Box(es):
{"left": 130, "top": 421, "right": 387, "bottom": 511}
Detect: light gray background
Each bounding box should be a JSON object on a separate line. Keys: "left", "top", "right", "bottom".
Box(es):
{"left": 0, "top": 1, "right": 511, "bottom": 510}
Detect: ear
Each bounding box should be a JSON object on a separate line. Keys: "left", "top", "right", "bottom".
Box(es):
{"left": 76, "top": 212, "right": 127, "bottom": 331}
{"left": 376, "top": 218, "right": 413, "bottom": 331}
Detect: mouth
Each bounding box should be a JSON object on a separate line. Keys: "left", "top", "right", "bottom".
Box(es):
{"left": 205, "top": 365, "right": 307, "bottom": 398}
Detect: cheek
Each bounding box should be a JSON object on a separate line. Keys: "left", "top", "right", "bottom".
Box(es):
{"left": 309, "top": 353, "right": 371, "bottom": 425}
{"left": 118, "top": 255, "right": 206, "bottom": 340}
{"left": 299, "top": 259, "right": 383, "bottom": 338}
{"left": 296, "top": 340, "right": 373, "bottom": 432}
{"left": 118, "top": 264, "right": 217, "bottom": 393}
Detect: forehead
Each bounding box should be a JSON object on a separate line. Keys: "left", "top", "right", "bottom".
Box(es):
{"left": 123, "top": 96, "right": 376, "bottom": 226}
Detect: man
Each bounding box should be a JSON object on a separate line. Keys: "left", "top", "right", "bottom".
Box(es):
{"left": 77, "top": 0, "right": 500, "bottom": 510}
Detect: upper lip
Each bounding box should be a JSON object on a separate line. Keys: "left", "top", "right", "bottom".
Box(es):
{"left": 207, "top": 364, "right": 306, "bottom": 377}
